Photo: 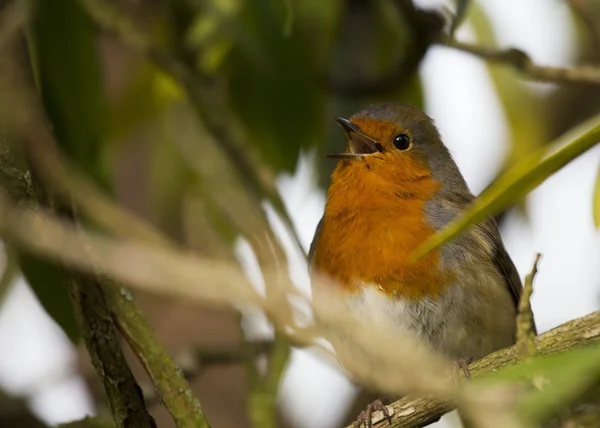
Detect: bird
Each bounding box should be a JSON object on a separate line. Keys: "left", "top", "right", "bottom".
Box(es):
{"left": 308, "top": 102, "right": 534, "bottom": 428}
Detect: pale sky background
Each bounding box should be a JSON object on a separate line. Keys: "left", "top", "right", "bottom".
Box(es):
{"left": 0, "top": 0, "right": 599, "bottom": 427}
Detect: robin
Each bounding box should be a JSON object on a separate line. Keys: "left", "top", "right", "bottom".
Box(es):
{"left": 308, "top": 102, "right": 534, "bottom": 427}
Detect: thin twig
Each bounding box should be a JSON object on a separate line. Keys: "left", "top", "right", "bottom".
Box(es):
{"left": 516, "top": 253, "right": 541, "bottom": 358}
{"left": 442, "top": 39, "right": 600, "bottom": 85}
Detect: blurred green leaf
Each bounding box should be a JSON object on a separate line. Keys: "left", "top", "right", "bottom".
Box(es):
{"left": 30, "top": 0, "right": 106, "bottom": 186}
{"left": 226, "top": 0, "right": 338, "bottom": 172}
{"left": 108, "top": 62, "right": 183, "bottom": 141}
{"left": 594, "top": 162, "right": 600, "bottom": 228}
{"left": 414, "top": 113, "right": 600, "bottom": 259}
{"left": 17, "top": 253, "right": 80, "bottom": 343}
{"left": 478, "top": 343, "right": 600, "bottom": 425}
{"left": 25, "top": 0, "right": 105, "bottom": 344}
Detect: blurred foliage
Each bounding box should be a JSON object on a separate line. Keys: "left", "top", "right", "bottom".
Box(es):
{"left": 17, "top": 0, "right": 109, "bottom": 344}
{"left": 479, "top": 342, "right": 600, "bottom": 426}
{"left": 1, "top": 0, "right": 600, "bottom": 425}
{"left": 30, "top": 0, "right": 107, "bottom": 186}
{"left": 225, "top": 0, "right": 337, "bottom": 173}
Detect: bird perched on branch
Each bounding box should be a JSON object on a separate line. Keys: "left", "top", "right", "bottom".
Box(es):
{"left": 309, "top": 102, "right": 533, "bottom": 428}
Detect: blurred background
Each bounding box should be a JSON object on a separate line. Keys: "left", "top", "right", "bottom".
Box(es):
{"left": 0, "top": 0, "right": 599, "bottom": 427}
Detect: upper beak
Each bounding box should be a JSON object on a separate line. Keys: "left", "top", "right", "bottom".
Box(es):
{"left": 327, "top": 117, "right": 380, "bottom": 160}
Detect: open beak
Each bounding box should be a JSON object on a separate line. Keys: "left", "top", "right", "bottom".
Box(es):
{"left": 327, "top": 117, "right": 380, "bottom": 160}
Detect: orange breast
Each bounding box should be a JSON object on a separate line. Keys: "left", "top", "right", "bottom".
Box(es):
{"left": 312, "top": 160, "right": 450, "bottom": 300}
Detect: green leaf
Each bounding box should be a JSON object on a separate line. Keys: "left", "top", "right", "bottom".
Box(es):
{"left": 29, "top": 0, "right": 107, "bottom": 187}
{"left": 594, "top": 162, "right": 600, "bottom": 228}
{"left": 478, "top": 343, "right": 600, "bottom": 424}
{"left": 26, "top": 0, "right": 106, "bottom": 343}
{"left": 17, "top": 252, "right": 80, "bottom": 343}
{"left": 413, "top": 113, "right": 600, "bottom": 260}
{"left": 226, "top": 0, "right": 336, "bottom": 172}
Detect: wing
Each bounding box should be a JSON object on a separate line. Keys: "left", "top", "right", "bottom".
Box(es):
{"left": 430, "top": 191, "right": 536, "bottom": 333}
{"left": 479, "top": 219, "right": 538, "bottom": 335}
{"left": 480, "top": 220, "right": 522, "bottom": 307}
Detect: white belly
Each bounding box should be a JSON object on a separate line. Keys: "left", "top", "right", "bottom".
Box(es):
{"left": 326, "top": 283, "right": 516, "bottom": 369}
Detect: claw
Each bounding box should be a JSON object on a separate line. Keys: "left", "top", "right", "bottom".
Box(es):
{"left": 452, "top": 357, "right": 473, "bottom": 384}
{"left": 353, "top": 399, "right": 392, "bottom": 428}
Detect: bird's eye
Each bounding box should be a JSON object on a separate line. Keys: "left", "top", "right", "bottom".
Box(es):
{"left": 393, "top": 134, "right": 411, "bottom": 151}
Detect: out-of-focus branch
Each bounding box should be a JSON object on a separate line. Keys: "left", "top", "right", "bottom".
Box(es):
{"left": 344, "top": 310, "right": 600, "bottom": 428}
{"left": 516, "top": 253, "right": 541, "bottom": 358}
{"left": 0, "top": 37, "right": 157, "bottom": 428}
{"left": 442, "top": 40, "right": 600, "bottom": 85}
{"left": 77, "top": 0, "right": 305, "bottom": 259}
{"left": 0, "top": 31, "right": 208, "bottom": 428}
{"left": 3, "top": 184, "right": 600, "bottom": 426}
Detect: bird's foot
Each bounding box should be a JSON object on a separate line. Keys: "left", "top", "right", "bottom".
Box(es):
{"left": 452, "top": 357, "right": 474, "bottom": 384}
{"left": 353, "top": 398, "right": 392, "bottom": 428}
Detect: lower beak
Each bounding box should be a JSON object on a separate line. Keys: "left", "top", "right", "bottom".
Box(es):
{"left": 327, "top": 117, "right": 380, "bottom": 160}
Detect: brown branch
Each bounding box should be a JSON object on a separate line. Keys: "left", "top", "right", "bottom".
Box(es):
{"left": 442, "top": 39, "right": 600, "bottom": 85}
{"left": 0, "top": 32, "right": 157, "bottom": 428}
{"left": 345, "top": 310, "right": 600, "bottom": 428}
{"left": 66, "top": 272, "right": 157, "bottom": 428}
